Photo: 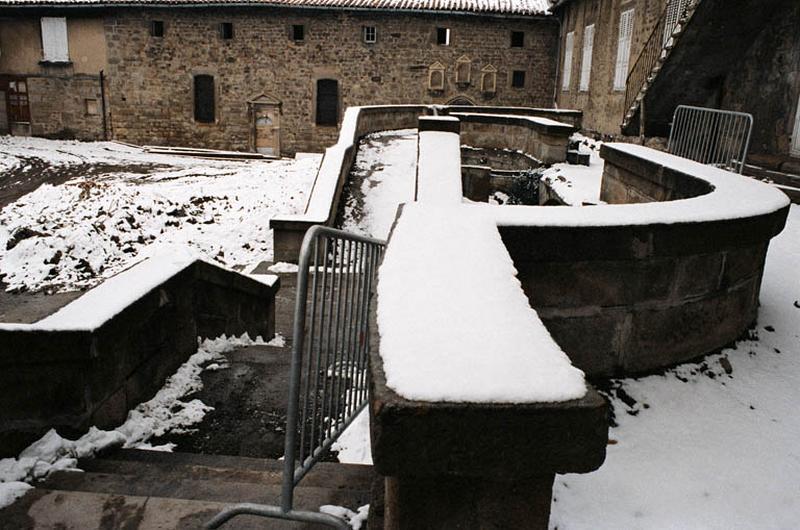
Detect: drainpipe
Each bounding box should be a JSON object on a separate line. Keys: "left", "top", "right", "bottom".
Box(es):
{"left": 552, "top": 11, "right": 563, "bottom": 109}
{"left": 99, "top": 70, "right": 108, "bottom": 141}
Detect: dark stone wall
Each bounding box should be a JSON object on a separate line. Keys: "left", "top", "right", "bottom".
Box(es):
{"left": 721, "top": 2, "right": 800, "bottom": 158}
{"left": 0, "top": 261, "right": 279, "bottom": 456}
{"left": 103, "top": 8, "right": 559, "bottom": 154}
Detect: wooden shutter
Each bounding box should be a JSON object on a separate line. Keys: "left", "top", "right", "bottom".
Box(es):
{"left": 663, "top": 0, "right": 689, "bottom": 45}
{"left": 562, "top": 31, "right": 574, "bottom": 91}
{"left": 579, "top": 24, "right": 594, "bottom": 91}
{"left": 614, "top": 9, "right": 635, "bottom": 91}
{"left": 7, "top": 79, "right": 31, "bottom": 123}
{"left": 41, "top": 17, "right": 69, "bottom": 62}
{"left": 316, "top": 79, "right": 338, "bottom": 126}
{"left": 194, "top": 75, "right": 215, "bottom": 123}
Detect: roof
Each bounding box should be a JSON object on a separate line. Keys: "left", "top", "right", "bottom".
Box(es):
{"left": 0, "top": 0, "right": 553, "bottom": 15}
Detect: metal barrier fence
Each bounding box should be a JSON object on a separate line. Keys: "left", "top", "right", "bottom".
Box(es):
{"left": 207, "top": 225, "right": 386, "bottom": 529}
{"left": 668, "top": 105, "right": 753, "bottom": 174}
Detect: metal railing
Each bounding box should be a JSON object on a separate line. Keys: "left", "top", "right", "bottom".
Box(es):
{"left": 623, "top": 0, "right": 698, "bottom": 123}
{"left": 207, "top": 225, "right": 386, "bottom": 529}
{"left": 668, "top": 105, "right": 753, "bottom": 174}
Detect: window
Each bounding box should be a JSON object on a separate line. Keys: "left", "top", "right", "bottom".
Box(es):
{"left": 427, "top": 62, "right": 445, "bottom": 91}
{"left": 40, "top": 17, "right": 69, "bottom": 63}
{"left": 84, "top": 98, "right": 99, "bottom": 116}
{"left": 480, "top": 64, "right": 497, "bottom": 94}
{"left": 151, "top": 20, "right": 164, "bottom": 37}
{"left": 663, "top": 0, "right": 689, "bottom": 46}
{"left": 511, "top": 70, "right": 526, "bottom": 88}
{"left": 219, "top": 22, "right": 234, "bottom": 40}
{"left": 455, "top": 55, "right": 471, "bottom": 85}
{"left": 436, "top": 27, "right": 450, "bottom": 46}
{"left": 363, "top": 26, "right": 376, "bottom": 44}
{"left": 511, "top": 31, "right": 524, "bottom": 48}
{"left": 292, "top": 24, "right": 305, "bottom": 41}
{"left": 579, "top": 24, "right": 594, "bottom": 91}
{"left": 194, "top": 75, "right": 215, "bottom": 123}
{"left": 316, "top": 79, "right": 338, "bottom": 126}
{"left": 614, "top": 9, "right": 635, "bottom": 91}
{"left": 562, "top": 31, "right": 574, "bottom": 91}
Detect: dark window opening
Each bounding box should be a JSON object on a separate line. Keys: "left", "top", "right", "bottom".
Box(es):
{"left": 436, "top": 27, "right": 450, "bottom": 45}
{"left": 316, "top": 79, "right": 338, "bottom": 126}
{"left": 219, "top": 22, "right": 234, "bottom": 40}
{"left": 363, "top": 25, "right": 376, "bottom": 43}
{"left": 292, "top": 24, "right": 305, "bottom": 41}
{"left": 194, "top": 74, "right": 215, "bottom": 123}
{"left": 151, "top": 20, "right": 164, "bottom": 37}
{"left": 511, "top": 31, "right": 524, "bottom": 47}
{"left": 512, "top": 70, "right": 526, "bottom": 88}
{"left": 5, "top": 78, "right": 31, "bottom": 123}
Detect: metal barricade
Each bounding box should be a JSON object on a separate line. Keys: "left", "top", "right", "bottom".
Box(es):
{"left": 668, "top": 105, "right": 753, "bottom": 174}
{"left": 207, "top": 225, "right": 386, "bottom": 529}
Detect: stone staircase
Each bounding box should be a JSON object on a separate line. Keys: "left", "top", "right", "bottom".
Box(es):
{"left": 621, "top": 0, "right": 796, "bottom": 137}
{"left": 0, "top": 449, "right": 373, "bottom": 529}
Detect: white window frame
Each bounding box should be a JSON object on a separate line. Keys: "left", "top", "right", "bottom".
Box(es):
{"left": 579, "top": 24, "right": 594, "bottom": 92}
{"left": 614, "top": 9, "right": 635, "bottom": 91}
{"left": 40, "top": 17, "right": 69, "bottom": 63}
{"left": 562, "top": 31, "right": 574, "bottom": 91}
{"left": 792, "top": 93, "right": 800, "bottom": 157}
{"left": 363, "top": 26, "right": 376, "bottom": 44}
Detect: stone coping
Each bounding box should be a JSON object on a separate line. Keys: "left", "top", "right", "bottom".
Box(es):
{"left": 451, "top": 111, "right": 576, "bottom": 135}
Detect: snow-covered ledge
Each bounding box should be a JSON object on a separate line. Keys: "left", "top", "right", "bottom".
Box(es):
{"left": 0, "top": 256, "right": 279, "bottom": 456}
{"left": 369, "top": 117, "right": 608, "bottom": 530}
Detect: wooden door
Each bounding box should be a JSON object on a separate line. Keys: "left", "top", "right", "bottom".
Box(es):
{"left": 254, "top": 104, "right": 280, "bottom": 156}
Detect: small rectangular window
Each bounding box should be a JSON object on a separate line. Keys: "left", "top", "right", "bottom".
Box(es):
{"left": 511, "top": 31, "right": 524, "bottom": 48}
{"left": 436, "top": 27, "right": 450, "bottom": 46}
{"left": 85, "top": 98, "right": 99, "bottom": 116}
{"left": 151, "top": 20, "right": 164, "bottom": 37}
{"left": 512, "top": 70, "right": 526, "bottom": 88}
{"left": 363, "top": 26, "right": 376, "bottom": 44}
{"left": 219, "top": 22, "right": 234, "bottom": 40}
{"left": 194, "top": 74, "right": 215, "bottom": 123}
{"left": 40, "top": 17, "right": 69, "bottom": 62}
{"left": 292, "top": 24, "right": 305, "bottom": 41}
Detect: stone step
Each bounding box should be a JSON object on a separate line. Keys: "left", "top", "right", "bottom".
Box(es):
{"left": 2, "top": 488, "right": 342, "bottom": 529}
{"left": 79, "top": 448, "right": 373, "bottom": 491}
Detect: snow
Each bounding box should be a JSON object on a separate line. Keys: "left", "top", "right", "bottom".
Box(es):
{"left": 550, "top": 204, "right": 800, "bottom": 530}
{"left": 0, "top": 136, "right": 319, "bottom": 292}
{"left": 541, "top": 134, "right": 604, "bottom": 205}
{"left": 477, "top": 142, "right": 789, "bottom": 227}
{"left": 0, "top": 0, "right": 551, "bottom": 16}
{"left": 377, "top": 203, "right": 586, "bottom": 403}
{"left": 319, "top": 504, "right": 370, "bottom": 529}
{"left": 0, "top": 332, "right": 277, "bottom": 509}
{"left": 340, "top": 129, "right": 417, "bottom": 239}
{"left": 416, "top": 130, "right": 463, "bottom": 204}
{"left": 453, "top": 112, "right": 574, "bottom": 130}
{"left": 331, "top": 408, "right": 372, "bottom": 465}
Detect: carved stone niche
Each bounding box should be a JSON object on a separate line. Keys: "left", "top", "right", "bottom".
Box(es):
{"left": 481, "top": 64, "right": 497, "bottom": 95}
{"left": 428, "top": 61, "right": 446, "bottom": 92}
{"left": 455, "top": 55, "right": 471, "bottom": 86}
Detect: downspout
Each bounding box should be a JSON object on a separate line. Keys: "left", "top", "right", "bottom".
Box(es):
{"left": 99, "top": 69, "right": 108, "bottom": 141}
{"left": 552, "top": 9, "right": 563, "bottom": 109}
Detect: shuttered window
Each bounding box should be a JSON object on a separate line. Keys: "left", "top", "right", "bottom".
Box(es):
{"left": 40, "top": 17, "right": 69, "bottom": 62}
{"left": 194, "top": 75, "right": 215, "bottom": 123}
{"left": 562, "top": 31, "right": 574, "bottom": 91}
{"left": 579, "top": 24, "right": 594, "bottom": 91}
{"left": 614, "top": 9, "right": 635, "bottom": 91}
{"left": 316, "top": 79, "right": 338, "bottom": 126}
{"left": 663, "top": 0, "right": 689, "bottom": 46}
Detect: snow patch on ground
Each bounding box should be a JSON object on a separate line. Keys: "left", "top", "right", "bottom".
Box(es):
{"left": 550, "top": 204, "right": 800, "bottom": 529}
{"left": 319, "top": 504, "right": 370, "bottom": 529}
{"left": 0, "top": 137, "right": 319, "bottom": 292}
{"left": 0, "top": 332, "right": 280, "bottom": 509}
{"left": 340, "top": 129, "right": 417, "bottom": 239}
{"left": 541, "top": 134, "right": 604, "bottom": 205}
{"left": 332, "top": 408, "right": 372, "bottom": 465}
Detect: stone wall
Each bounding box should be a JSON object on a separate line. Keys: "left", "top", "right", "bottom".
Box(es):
{"left": 26, "top": 74, "right": 105, "bottom": 139}
{"left": 103, "top": 7, "right": 558, "bottom": 154}
{"left": 554, "top": 0, "right": 664, "bottom": 137}
{"left": 721, "top": 2, "right": 800, "bottom": 158}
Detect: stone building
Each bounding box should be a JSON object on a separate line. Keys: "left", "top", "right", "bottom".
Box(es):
{"left": 553, "top": 0, "right": 800, "bottom": 165}
{"left": 0, "top": 0, "right": 558, "bottom": 154}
